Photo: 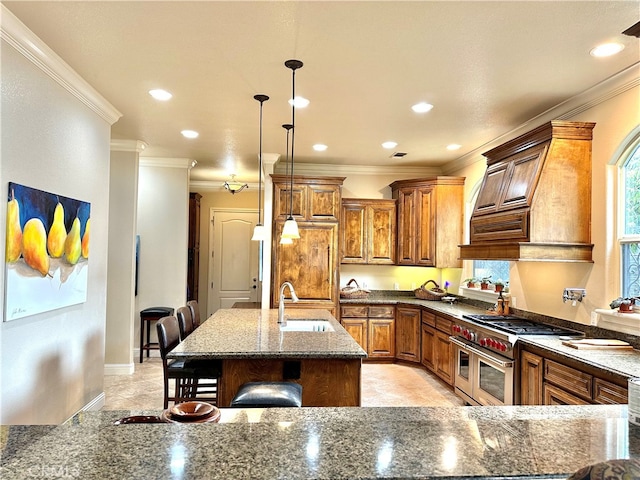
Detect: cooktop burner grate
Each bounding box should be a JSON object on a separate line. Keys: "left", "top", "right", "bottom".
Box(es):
{"left": 463, "top": 314, "right": 583, "bottom": 336}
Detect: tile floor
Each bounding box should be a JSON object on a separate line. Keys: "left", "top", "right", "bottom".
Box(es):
{"left": 102, "top": 359, "right": 464, "bottom": 410}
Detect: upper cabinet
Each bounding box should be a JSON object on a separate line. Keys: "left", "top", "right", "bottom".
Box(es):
{"left": 271, "top": 175, "right": 345, "bottom": 315}
{"left": 341, "top": 198, "right": 396, "bottom": 265}
{"left": 459, "top": 121, "right": 595, "bottom": 262}
{"left": 389, "top": 177, "right": 465, "bottom": 268}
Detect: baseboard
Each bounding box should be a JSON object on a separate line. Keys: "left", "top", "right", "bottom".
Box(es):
{"left": 64, "top": 392, "right": 105, "bottom": 423}
{"left": 104, "top": 363, "right": 135, "bottom": 375}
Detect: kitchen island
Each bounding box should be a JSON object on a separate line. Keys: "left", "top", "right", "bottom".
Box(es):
{"left": 2, "top": 405, "right": 638, "bottom": 479}
{"left": 168, "top": 308, "right": 367, "bottom": 407}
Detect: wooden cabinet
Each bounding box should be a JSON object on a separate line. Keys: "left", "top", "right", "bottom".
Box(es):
{"left": 420, "top": 310, "right": 454, "bottom": 386}
{"left": 341, "top": 305, "right": 395, "bottom": 359}
{"left": 395, "top": 306, "right": 421, "bottom": 363}
{"left": 187, "top": 192, "right": 201, "bottom": 301}
{"left": 271, "top": 176, "right": 344, "bottom": 313}
{"left": 273, "top": 175, "right": 341, "bottom": 221}
{"left": 341, "top": 198, "right": 396, "bottom": 264}
{"left": 520, "top": 350, "right": 543, "bottom": 405}
{"left": 389, "top": 177, "right": 465, "bottom": 268}
{"left": 460, "top": 121, "right": 596, "bottom": 262}
{"left": 519, "top": 346, "right": 628, "bottom": 405}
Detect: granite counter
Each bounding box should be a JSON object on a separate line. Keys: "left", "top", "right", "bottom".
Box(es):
{"left": 2, "top": 405, "right": 638, "bottom": 479}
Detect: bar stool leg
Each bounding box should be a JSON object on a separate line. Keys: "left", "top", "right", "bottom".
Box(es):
{"left": 139, "top": 315, "right": 144, "bottom": 364}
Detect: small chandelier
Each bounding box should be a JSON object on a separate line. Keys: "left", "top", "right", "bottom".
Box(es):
{"left": 281, "top": 59, "right": 303, "bottom": 240}
{"left": 224, "top": 174, "right": 248, "bottom": 194}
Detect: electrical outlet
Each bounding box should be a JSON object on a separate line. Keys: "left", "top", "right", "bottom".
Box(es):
{"left": 394, "top": 282, "right": 400, "bottom": 290}
{"left": 590, "top": 311, "right": 598, "bottom": 326}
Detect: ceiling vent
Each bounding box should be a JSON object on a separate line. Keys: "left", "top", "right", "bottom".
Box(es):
{"left": 390, "top": 152, "right": 407, "bottom": 158}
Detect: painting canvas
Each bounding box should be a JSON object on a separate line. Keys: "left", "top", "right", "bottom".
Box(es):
{"left": 4, "top": 182, "right": 91, "bottom": 321}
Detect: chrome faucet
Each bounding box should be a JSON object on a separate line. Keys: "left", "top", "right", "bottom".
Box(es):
{"left": 278, "top": 282, "right": 299, "bottom": 324}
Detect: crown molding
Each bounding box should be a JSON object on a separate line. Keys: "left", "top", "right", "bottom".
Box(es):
{"left": 110, "top": 140, "right": 148, "bottom": 153}
{"left": 1, "top": 5, "right": 122, "bottom": 125}
{"left": 275, "top": 162, "right": 441, "bottom": 177}
{"left": 140, "top": 157, "right": 195, "bottom": 169}
{"left": 443, "top": 62, "right": 640, "bottom": 175}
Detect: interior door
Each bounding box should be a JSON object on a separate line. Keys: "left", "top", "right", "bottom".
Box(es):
{"left": 208, "top": 209, "right": 260, "bottom": 316}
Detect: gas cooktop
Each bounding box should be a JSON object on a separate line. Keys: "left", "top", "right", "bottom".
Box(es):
{"left": 463, "top": 314, "right": 584, "bottom": 337}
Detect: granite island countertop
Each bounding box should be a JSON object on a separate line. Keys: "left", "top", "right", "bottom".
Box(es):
{"left": 168, "top": 308, "right": 367, "bottom": 361}
{"left": 2, "top": 405, "right": 638, "bottom": 479}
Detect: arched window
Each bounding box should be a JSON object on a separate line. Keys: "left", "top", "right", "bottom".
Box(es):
{"left": 619, "top": 133, "right": 640, "bottom": 298}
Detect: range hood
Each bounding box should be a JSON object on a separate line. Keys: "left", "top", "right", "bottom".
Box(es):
{"left": 459, "top": 120, "right": 595, "bottom": 262}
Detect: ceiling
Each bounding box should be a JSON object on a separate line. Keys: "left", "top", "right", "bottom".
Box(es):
{"left": 3, "top": 1, "right": 639, "bottom": 186}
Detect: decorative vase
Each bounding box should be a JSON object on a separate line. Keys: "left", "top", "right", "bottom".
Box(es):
{"left": 480, "top": 282, "right": 489, "bottom": 290}
{"left": 495, "top": 285, "right": 504, "bottom": 293}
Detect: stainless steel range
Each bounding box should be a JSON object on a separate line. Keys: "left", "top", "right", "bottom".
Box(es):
{"left": 450, "top": 314, "right": 583, "bottom": 406}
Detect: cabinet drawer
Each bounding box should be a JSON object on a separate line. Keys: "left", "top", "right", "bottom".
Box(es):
{"left": 470, "top": 208, "right": 529, "bottom": 243}
{"left": 544, "top": 359, "right": 592, "bottom": 401}
{"left": 421, "top": 311, "right": 436, "bottom": 327}
{"left": 594, "top": 378, "right": 628, "bottom": 405}
{"left": 368, "top": 306, "right": 394, "bottom": 318}
{"left": 543, "top": 383, "right": 590, "bottom": 406}
{"left": 341, "top": 305, "right": 368, "bottom": 318}
{"left": 435, "top": 316, "right": 453, "bottom": 334}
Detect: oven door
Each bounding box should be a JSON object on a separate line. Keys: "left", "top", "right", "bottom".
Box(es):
{"left": 450, "top": 337, "right": 515, "bottom": 406}
{"left": 450, "top": 336, "right": 475, "bottom": 404}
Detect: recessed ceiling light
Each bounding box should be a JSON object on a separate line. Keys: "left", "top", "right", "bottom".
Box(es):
{"left": 382, "top": 141, "right": 398, "bottom": 149}
{"left": 446, "top": 144, "right": 461, "bottom": 151}
{"left": 411, "top": 102, "right": 433, "bottom": 113}
{"left": 149, "top": 89, "right": 172, "bottom": 101}
{"left": 181, "top": 130, "right": 199, "bottom": 139}
{"left": 288, "top": 96, "right": 309, "bottom": 108}
{"left": 590, "top": 42, "right": 625, "bottom": 57}
{"left": 313, "top": 144, "right": 328, "bottom": 151}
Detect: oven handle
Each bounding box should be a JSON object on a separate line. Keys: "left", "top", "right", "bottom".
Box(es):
{"left": 449, "top": 336, "right": 514, "bottom": 368}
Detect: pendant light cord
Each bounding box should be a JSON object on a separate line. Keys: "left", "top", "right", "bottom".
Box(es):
{"left": 288, "top": 67, "right": 296, "bottom": 219}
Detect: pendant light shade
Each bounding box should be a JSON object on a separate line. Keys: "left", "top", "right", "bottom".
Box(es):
{"left": 281, "top": 59, "right": 303, "bottom": 240}
{"left": 279, "top": 236, "right": 293, "bottom": 245}
{"left": 251, "top": 94, "right": 269, "bottom": 241}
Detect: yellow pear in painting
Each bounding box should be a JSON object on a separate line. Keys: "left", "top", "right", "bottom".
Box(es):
{"left": 6, "top": 189, "right": 22, "bottom": 262}
{"left": 81, "top": 218, "right": 90, "bottom": 259}
{"left": 47, "top": 201, "right": 67, "bottom": 258}
{"left": 22, "top": 218, "right": 50, "bottom": 276}
{"left": 65, "top": 216, "right": 82, "bottom": 265}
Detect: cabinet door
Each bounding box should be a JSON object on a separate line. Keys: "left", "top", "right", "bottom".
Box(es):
{"left": 421, "top": 323, "right": 436, "bottom": 371}
{"left": 415, "top": 187, "right": 435, "bottom": 266}
{"left": 272, "top": 222, "right": 338, "bottom": 307}
{"left": 342, "top": 318, "right": 367, "bottom": 352}
{"left": 395, "top": 307, "right": 421, "bottom": 363}
{"left": 308, "top": 184, "right": 340, "bottom": 221}
{"left": 274, "top": 183, "right": 306, "bottom": 220}
{"left": 520, "top": 350, "right": 543, "bottom": 405}
{"left": 543, "top": 383, "right": 590, "bottom": 405}
{"left": 341, "top": 202, "right": 367, "bottom": 264}
{"left": 395, "top": 188, "right": 416, "bottom": 264}
{"left": 369, "top": 319, "right": 394, "bottom": 358}
{"left": 434, "top": 329, "right": 453, "bottom": 385}
{"left": 368, "top": 203, "right": 396, "bottom": 264}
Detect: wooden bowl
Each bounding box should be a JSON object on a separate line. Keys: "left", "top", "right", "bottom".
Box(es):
{"left": 169, "top": 401, "right": 215, "bottom": 420}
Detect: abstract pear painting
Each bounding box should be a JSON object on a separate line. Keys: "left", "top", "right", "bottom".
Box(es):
{"left": 4, "top": 182, "right": 90, "bottom": 321}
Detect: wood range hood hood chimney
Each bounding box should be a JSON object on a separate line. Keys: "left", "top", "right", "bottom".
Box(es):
{"left": 459, "top": 120, "right": 596, "bottom": 262}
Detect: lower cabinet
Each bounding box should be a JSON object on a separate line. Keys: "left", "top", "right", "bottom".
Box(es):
{"left": 395, "top": 305, "right": 421, "bottom": 363}
{"left": 421, "top": 310, "right": 454, "bottom": 386}
{"left": 341, "top": 305, "right": 395, "bottom": 359}
{"left": 519, "top": 347, "right": 628, "bottom": 405}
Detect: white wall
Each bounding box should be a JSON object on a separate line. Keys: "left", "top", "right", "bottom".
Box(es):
{"left": 134, "top": 159, "right": 191, "bottom": 349}
{"left": 0, "top": 8, "right": 120, "bottom": 424}
{"left": 104, "top": 142, "right": 143, "bottom": 373}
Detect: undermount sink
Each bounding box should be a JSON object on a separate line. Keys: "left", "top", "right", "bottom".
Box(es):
{"left": 279, "top": 320, "right": 335, "bottom": 332}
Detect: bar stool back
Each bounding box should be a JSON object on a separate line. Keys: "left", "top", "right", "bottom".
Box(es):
{"left": 187, "top": 300, "right": 201, "bottom": 328}
{"left": 176, "top": 306, "right": 195, "bottom": 340}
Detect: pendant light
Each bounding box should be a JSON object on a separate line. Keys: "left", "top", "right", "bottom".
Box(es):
{"left": 280, "top": 124, "right": 293, "bottom": 245}
{"left": 281, "top": 59, "right": 303, "bottom": 240}
{"left": 251, "top": 94, "right": 269, "bottom": 241}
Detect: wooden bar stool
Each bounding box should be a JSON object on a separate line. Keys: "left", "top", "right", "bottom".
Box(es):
{"left": 139, "top": 306, "right": 174, "bottom": 363}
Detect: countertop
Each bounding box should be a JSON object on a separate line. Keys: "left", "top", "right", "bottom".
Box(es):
{"left": 2, "top": 405, "right": 638, "bottom": 479}
{"left": 341, "top": 292, "right": 640, "bottom": 380}
{"left": 168, "top": 308, "right": 367, "bottom": 361}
